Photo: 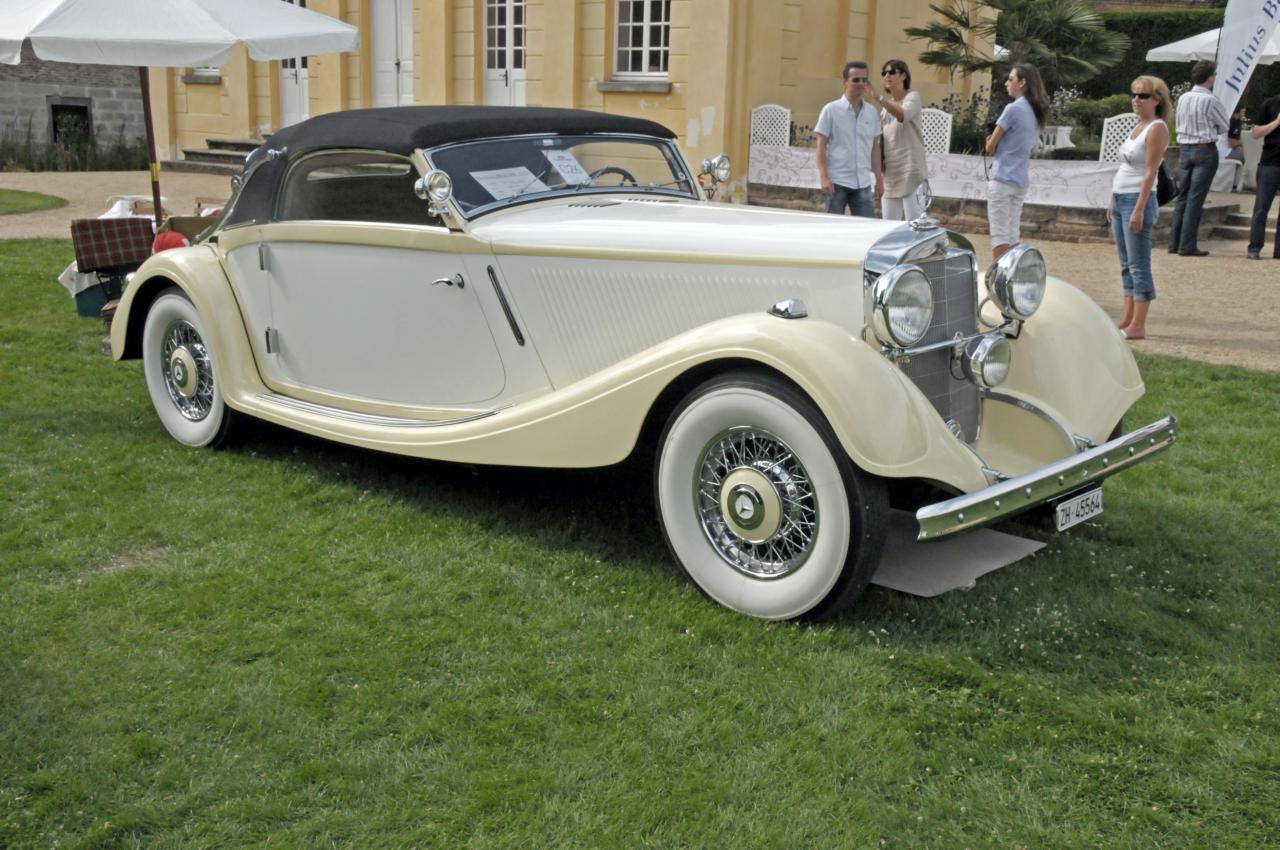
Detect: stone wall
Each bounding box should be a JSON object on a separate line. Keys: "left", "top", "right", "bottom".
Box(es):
{"left": 0, "top": 41, "right": 145, "bottom": 147}
{"left": 746, "top": 183, "right": 1177, "bottom": 244}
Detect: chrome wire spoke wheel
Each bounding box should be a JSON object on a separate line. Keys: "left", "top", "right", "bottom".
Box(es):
{"left": 160, "top": 319, "right": 215, "bottom": 421}
{"left": 695, "top": 426, "right": 817, "bottom": 579}
{"left": 656, "top": 372, "right": 888, "bottom": 621}
{"left": 142, "top": 288, "right": 241, "bottom": 448}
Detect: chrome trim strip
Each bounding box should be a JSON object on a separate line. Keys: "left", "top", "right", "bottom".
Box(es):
{"left": 256, "top": 393, "right": 500, "bottom": 428}
{"left": 982, "top": 389, "right": 1077, "bottom": 453}
{"left": 915, "top": 415, "right": 1177, "bottom": 541}
{"left": 487, "top": 265, "right": 526, "bottom": 346}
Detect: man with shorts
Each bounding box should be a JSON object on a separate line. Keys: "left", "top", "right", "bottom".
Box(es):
{"left": 815, "top": 61, "right": 883, "bottom": 217}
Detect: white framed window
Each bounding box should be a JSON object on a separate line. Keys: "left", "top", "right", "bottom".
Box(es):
{"left": 614, "top": 0, "right": 671, "bottom": 77}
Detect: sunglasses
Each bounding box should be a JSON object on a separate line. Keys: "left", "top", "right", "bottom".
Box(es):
{"left": 881, "top": 69, "right": 898, "bottom": 76}
{"left": 848, "top": 77, "right": 869, "bottom": 83}
{"left": 1132, "top": 92, "right": 1155, "bottom": 100}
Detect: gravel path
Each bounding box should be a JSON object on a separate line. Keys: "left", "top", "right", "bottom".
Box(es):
{"left": 4, "top": 169, "right": 1277, "bottom": 373}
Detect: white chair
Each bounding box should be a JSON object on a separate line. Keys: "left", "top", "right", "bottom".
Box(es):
{"left": 750, "top": 104, "right": 792, "bottom": 147}
{"left": 920, "top": 107, "right": 952, "bottom": 155}
{"left": 1034, "top": 124, "right": 1075, "bottom": 154}
{"left": 1211, "top": 157, "right": 1243, "bottom": 192}
{"left": 1099, "top": 113, "right": 1140, "bottom": 163}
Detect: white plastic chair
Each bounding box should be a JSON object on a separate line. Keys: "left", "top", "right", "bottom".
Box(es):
{"left": 920, "top": 107, "right": 952, "bottom": 154}
{"left": 1211, "top": 157, "right": 1243, "bottom": 192}
{"left": 750, "top": 104, "right": 792, "bottom": 147}
{"left": 1099, "top": 113, "right": 1141, "bottom": 163}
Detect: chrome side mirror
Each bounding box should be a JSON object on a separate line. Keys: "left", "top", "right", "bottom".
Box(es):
{"left": 700, "top": 154, "right": 731, "bottom": 200}
{"left": 414, "top": 169, "right": 454, "bottom": 217}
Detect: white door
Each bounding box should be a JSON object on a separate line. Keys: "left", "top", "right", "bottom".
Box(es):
{"left": 278, "top": 0, "right": 310, "bottom": 127}
{"left": 482, "top": 0, "right": 526, "bottom": 106}
{"left": 227, "top": 238, "right": 507, "bottom": 407}
{"left": 372, "top": 0, "right": 414, "bottom": 107}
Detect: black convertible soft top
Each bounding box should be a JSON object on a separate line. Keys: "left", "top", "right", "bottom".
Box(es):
{"left": 261, "top": 105, "right": 676, "bottom": 157}
{"left": 223, "top": 106, "right": 679, "bottom": 228}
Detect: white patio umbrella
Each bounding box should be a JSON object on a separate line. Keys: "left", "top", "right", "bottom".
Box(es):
{"left": 1146, "top": 27, "right": 1280, "bottom": 64}
{"left": 0, "top": 0, "right": 360, "bottom": 224}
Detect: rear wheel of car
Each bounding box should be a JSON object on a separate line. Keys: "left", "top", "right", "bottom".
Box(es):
{"left": 142, "top": 287, "right": 240, "bottom": 448}
{"left": 655, "top": 371, "right": 888, "bottom": 620}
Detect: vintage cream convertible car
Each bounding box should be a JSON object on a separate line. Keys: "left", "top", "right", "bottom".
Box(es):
{"left": 110, "top": 106, "right": 1176, "bottom": 620}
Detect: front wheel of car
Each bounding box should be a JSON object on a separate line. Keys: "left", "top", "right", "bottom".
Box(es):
{"left": 655, "top": 371, "right": 888, "bottom": 621}
{"left": 142, "top": 287, "right": 241, "bottom": 448}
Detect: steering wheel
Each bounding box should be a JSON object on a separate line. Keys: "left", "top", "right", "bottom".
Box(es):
{"left": 588, "top": 166, "right": 638, "bottom": 186}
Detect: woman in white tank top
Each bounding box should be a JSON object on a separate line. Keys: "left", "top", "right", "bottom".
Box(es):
{"left": 1108, "top": 75, "right": 1171, "bottom": 340}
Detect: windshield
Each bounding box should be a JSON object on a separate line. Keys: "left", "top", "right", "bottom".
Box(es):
{"left": 426, "top": 134, "right": 697, "bottom": 217}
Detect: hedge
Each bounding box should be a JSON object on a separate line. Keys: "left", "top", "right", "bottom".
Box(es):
{"left": 1083, "top": 9, "right": 1280, "bottom": 121}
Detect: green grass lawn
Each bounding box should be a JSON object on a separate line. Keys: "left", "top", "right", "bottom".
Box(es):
{"left": 0, "top": 188, "right": 67, "bottom": 216}
{"left": 2, "top": 238, "right": 1277, "bottom": 848}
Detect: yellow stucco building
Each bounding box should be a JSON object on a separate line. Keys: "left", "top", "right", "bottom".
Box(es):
{"left": 150, "top": 0, "right": 988, "bottom": 202}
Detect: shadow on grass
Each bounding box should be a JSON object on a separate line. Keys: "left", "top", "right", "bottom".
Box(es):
{"left": 236, "top": 417, "right": 673, "bottom": 578}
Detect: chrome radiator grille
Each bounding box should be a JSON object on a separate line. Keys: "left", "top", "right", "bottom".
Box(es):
{"left": 898, "top": 249, "right": 980, "bottom": 441}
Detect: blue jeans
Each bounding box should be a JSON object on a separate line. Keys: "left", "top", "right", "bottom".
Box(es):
{"left": 1113, "top": 192, "right": 1157, "bottom": 302}
{"left": 1168, "top": 143, "right": 1219, "bottom": 253}
{"left": 826, "top": 184, "right": 874, "bottom": 218}
{"left": 1248, "top": 164, "right": 1280, "bottom": 257}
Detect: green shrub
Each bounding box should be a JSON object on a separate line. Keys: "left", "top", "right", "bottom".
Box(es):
{"left": 0, "top": 116, "right": 149, "bottom": 173}
{"left": 928, "top": 89, "right": 995, "bottom": 155}
{"left": 1060, "top": 94, "right": 1133, "bottom": 142}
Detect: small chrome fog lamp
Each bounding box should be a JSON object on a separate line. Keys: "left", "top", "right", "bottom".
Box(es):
{"left": 871, "top": 265, "right": 934, "bottom": 347}
{"left": 415, "top": 169, "right": 454, "bottom": 215}
{"left": 986, "top": 244, "right": 1047, "bottom": 321}
{"left": 700, "top": 154, "right": 731, "bottom": 199}
{"left": 959, "top": 333, "right": 1012, "bottom": 388}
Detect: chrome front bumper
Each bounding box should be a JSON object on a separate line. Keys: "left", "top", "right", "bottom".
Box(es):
{"left": 916, "top": 415, "right": 1178, "bottom": 541}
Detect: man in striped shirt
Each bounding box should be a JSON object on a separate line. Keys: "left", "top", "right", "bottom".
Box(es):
{"left": 1168, "top": 61, "right": 1230, "bottom": 256}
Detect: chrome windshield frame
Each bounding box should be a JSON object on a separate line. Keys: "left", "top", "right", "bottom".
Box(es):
{"left": 421, "top": 132, "right": 699, "bottom": 220}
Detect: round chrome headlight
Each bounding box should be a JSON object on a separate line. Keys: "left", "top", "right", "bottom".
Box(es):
{"left": 960, "top": 333, "right": 1012, "bottom": 388}
{"left": 414, "top": 169, "right": 453, "bottom": 204}
{"left": 986, "top": 244, "right": 1046, "bottom": 320}
{"left": 701, "top": 154, "right": 732, "bottom": 183}
{"left": 871, "top": 265, "right": 934, "bottom": 347}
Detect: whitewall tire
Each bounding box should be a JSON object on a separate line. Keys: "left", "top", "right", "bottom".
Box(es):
{"left": 142, "top": 288, "right": 240, "bottom": 448}
{"left": 656, "top": 371, "right": 888, "bottom": 621}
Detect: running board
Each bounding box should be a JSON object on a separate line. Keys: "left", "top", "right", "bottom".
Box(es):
{"left": 255, "top": 393, "right": 500, "bottom": 428}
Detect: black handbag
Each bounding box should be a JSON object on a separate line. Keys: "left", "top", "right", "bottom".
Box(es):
{"left": 1156, "top": 162, "right": 1178, "bottom": 206}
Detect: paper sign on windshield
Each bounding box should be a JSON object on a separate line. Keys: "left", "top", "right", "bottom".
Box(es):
{"left": 544, "top": 150, "right": 591, "bottom": 185}
{"left": 471, "top": 166, "right": 547, "bottom": 200}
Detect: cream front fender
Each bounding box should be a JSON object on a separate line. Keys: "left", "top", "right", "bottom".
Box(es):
{"left": 109, "top": 246, "right": 267, "bottom": 409}
{"left": 282, "top": 313, "right": 989, "bottom": 492}
{"left": 996, "top": 275, "right": 1144, "bottom": 444}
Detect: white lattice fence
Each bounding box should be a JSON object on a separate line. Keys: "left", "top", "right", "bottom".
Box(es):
{"left": 920, "top": 108, "right": 952, "bottom": 155}
{"left": 1099, "top": 113, "right": 1140, "bottom": 163}
{"left": 750, "top": 104, "right": 791, "bottom": 147}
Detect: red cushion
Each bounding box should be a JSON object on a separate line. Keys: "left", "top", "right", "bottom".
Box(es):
{"left": 151, "top": 231, "right": 190, "bottom": 253}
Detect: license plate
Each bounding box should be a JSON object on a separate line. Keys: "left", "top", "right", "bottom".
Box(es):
{"left": 1055, "top": 488, "right": 1103, "bottom": 532}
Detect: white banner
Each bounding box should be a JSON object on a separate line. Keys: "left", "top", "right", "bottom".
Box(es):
{"left": 1214, "top": 0, "right": 1280, "bottom": 113}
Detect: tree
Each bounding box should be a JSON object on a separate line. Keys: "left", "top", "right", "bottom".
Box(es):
{"left": 905, "top": 0, "right": 1131, "bottom": 94}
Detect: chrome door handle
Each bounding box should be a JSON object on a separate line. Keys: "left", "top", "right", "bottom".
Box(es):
{"left": 432, "top": 273, "right": 465, "bottom": 289}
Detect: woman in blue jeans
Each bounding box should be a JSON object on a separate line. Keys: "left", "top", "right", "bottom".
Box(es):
{"left": 1109, "top": 75, "right": 1170, "bottom": 340}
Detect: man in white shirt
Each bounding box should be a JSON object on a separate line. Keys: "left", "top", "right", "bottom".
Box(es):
{"left": 815, "top": 61, "right": 884, "bottom": 217}
{"left": 1168, "top": 61, "right": 1230, "bottom": 256}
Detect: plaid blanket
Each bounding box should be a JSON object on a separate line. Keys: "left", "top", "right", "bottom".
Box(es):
{"left": 70, "top": 218, "right": 154, "bottom": 272}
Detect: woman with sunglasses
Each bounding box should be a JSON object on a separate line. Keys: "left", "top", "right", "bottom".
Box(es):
{"left": 984, "top": 63, "right": 1050, "bottom": 261}
{"left": 868, "top": 59, "right": 926, "bottom": 220}
{"left": 1108, "top": 76, "right": 1170, "bottom": 340}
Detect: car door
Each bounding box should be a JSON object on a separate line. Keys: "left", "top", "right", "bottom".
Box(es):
{"left": 224, "top": 150, "right": 506, "bottom": 409}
